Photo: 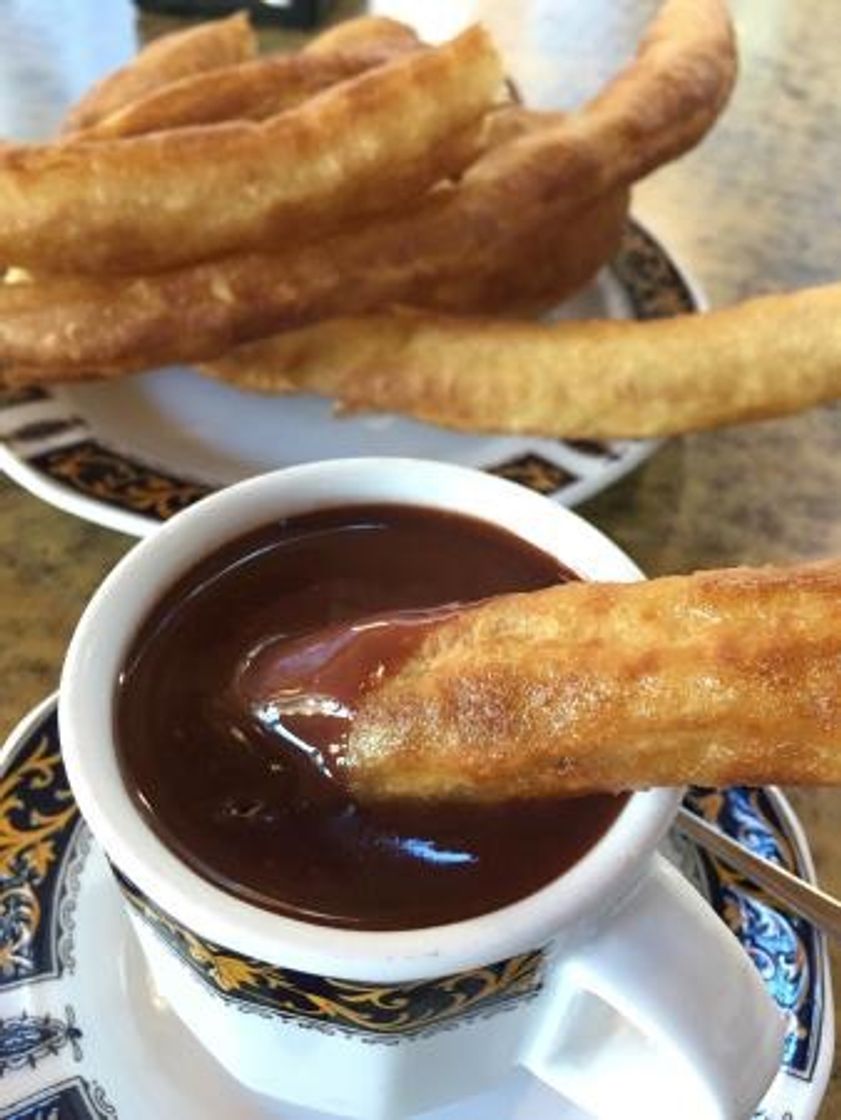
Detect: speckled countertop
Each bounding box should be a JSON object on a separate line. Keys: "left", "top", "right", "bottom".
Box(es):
{"left": 2, "top": 0, "right": 841, "bottom": 1113}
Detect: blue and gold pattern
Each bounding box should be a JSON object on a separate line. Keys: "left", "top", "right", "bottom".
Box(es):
{"left": 0, "top": 222, "right": 694, "bottom": 521}
{"left": 685, "top": 787, "right": 822, "bottom": 1080}
{"left": 0, "top": 1007, "right": 82, "bottom": 1076}
{"left": 116, "top": 871, "right": 542, "bottom": 1040}
{"left": 0, "top": 1077, "right": 116, "bottom": 1119}
{"left": 489, "top": 454, "right": 575, "bottom": 495}
{"left": 28, "top": 441, "right": 212, "bottom": 523}
{"left": 0, "top": 710, "right": 83, "bottom": 990}
{"left": 613, "top": 220, "right": 696, "bottom": 321}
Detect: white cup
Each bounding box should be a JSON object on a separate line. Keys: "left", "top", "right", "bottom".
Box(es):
{"left": 59, "top": 458, "right": 784, "bottom": 1120}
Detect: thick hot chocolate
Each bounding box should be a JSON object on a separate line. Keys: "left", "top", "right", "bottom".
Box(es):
{"left": 116, "top": 503, "right": 627, "bottom": 929}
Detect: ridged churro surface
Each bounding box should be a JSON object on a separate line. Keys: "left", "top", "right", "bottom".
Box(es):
{"left": 346, "top": 561, "right": 841, "bottom": 800}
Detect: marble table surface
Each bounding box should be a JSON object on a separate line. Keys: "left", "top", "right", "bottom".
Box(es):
{"left": 2, "top": 0, "right": 841, "bottom": 1113}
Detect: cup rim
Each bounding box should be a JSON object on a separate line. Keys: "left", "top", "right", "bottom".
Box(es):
{"left": 59, "top": 458, "right": 681, "bottom": 982}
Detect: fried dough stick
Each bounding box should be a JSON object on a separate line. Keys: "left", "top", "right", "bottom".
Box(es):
{"left": 62, "top": 12, "right": 256, "bottom": 133}
{"left": 0, "top": 0, "right": 733, "bottom": 376}
{"left": 344, "top": 561, "right": 841, "bottom": 802}
{"left": 302, "top": 17, "right": 421, "bottom": 56}
{"left": 202, "top": 284, "right": 841, "bottom": 438}
{"left": 582, "top": 0, "right": 737, "bottom": 182}
{"left": 0, "top": 121, "right": 626, "bottom": 383}
{"left": 0, "top": 27, "right": 501, "bottom": 274}
{"left": 76, "top": 26, "right": 422, "bottom": 140}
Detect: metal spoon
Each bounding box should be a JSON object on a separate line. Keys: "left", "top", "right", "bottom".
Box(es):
{"left": 674, "top": 805, "right": 841, "bottom": 941}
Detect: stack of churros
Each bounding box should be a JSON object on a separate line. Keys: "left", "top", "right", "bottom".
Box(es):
{"left": 3, "top": 1, "right": 837, "bottom": 441}
{"left": 6, "top": 0, "right": 804, "bottom": 441}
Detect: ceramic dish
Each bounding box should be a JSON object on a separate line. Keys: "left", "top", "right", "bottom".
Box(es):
{"left": 0, "top": 695, "right": 832, "bottom": 1120}
{"left": 0, "top": 221, "right": 701, "bottom": 538}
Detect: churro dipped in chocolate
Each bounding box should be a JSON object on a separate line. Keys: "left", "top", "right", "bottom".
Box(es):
{"left": 335, "top": 561, "right": 841, "bottom": 801}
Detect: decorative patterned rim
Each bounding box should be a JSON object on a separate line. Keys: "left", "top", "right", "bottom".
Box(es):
{"left": 0, "top": 705, "right": 84, "bottom": 992}
{"left": 0, "top": 1077, "right": 117, "bottom": 1120}
{"left": 0, "top": 698, "right": 120, "bottom": 1120}
{"left": 115, "top": 866, "right": 544, "bottom": 1041}
{"left": 0, "top": 220, "right": 703, "bottom": 538}
{"left": 682, "top": 788, "right": 829, "bottom": 1083}
{"left": 0, "top": 696, "right": 833, "bottom": 1119}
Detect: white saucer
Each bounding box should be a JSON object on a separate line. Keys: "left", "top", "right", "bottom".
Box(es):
{"left": 0, "top": 696, "right": 833, "bottom": 1119}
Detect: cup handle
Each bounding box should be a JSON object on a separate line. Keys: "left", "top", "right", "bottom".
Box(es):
{"left": 521, "top": 854, "right": 785, "bottom": 1120}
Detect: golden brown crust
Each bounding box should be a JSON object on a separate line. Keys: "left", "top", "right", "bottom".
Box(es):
{"left": 345, "top": 561, "right": 841, "bottom": 801}
{"left": 303, "top": 16, "right": 422, "bottom": 56}
{"left": 200, "top": 185, "right": 630, "bottom": 392}
{"left": 0, "top": 27, "right": 501, "bottom": 274}
{"left": 74, "top": 43, "right": 422, "bottom": 140}
{"left": 196, "top": 284, "right": 841, "bottom": 438}
{"left": 0, "top": 109, "right": 578, "bottom": 383}
{"left": 62, "top": 12, "right": 257, "bottom": 134}
{"left": 0, "top": 0, "right": 735, "bottom": 375}
{"left": 1, "top": 186, "right": 627, "bottom": 388}
{"left": 582, "top": 0, "right": 737, "bottom": 180}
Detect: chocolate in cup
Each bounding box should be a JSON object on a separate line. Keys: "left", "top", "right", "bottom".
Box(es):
{"left": 114, "top": 501, "right": 628, "bottom": 930}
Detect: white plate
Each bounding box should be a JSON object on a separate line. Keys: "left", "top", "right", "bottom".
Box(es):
{"left": 0, "top": 695, "right": 833, "bottom": 1120}
{"left": 0, "top": 222, "right": 703, "bottom": 538}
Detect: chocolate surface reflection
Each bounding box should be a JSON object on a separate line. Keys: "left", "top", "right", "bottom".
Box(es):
{"left": 116, "top": 504, "right": 627, "bottom": 929}
{"left": 241, "top": 602, "right": 465, "bottom": 782}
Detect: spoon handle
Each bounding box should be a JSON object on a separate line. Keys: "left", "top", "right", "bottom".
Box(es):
{"left": 674, "top": 804, "right": 841, "bottom": 940}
